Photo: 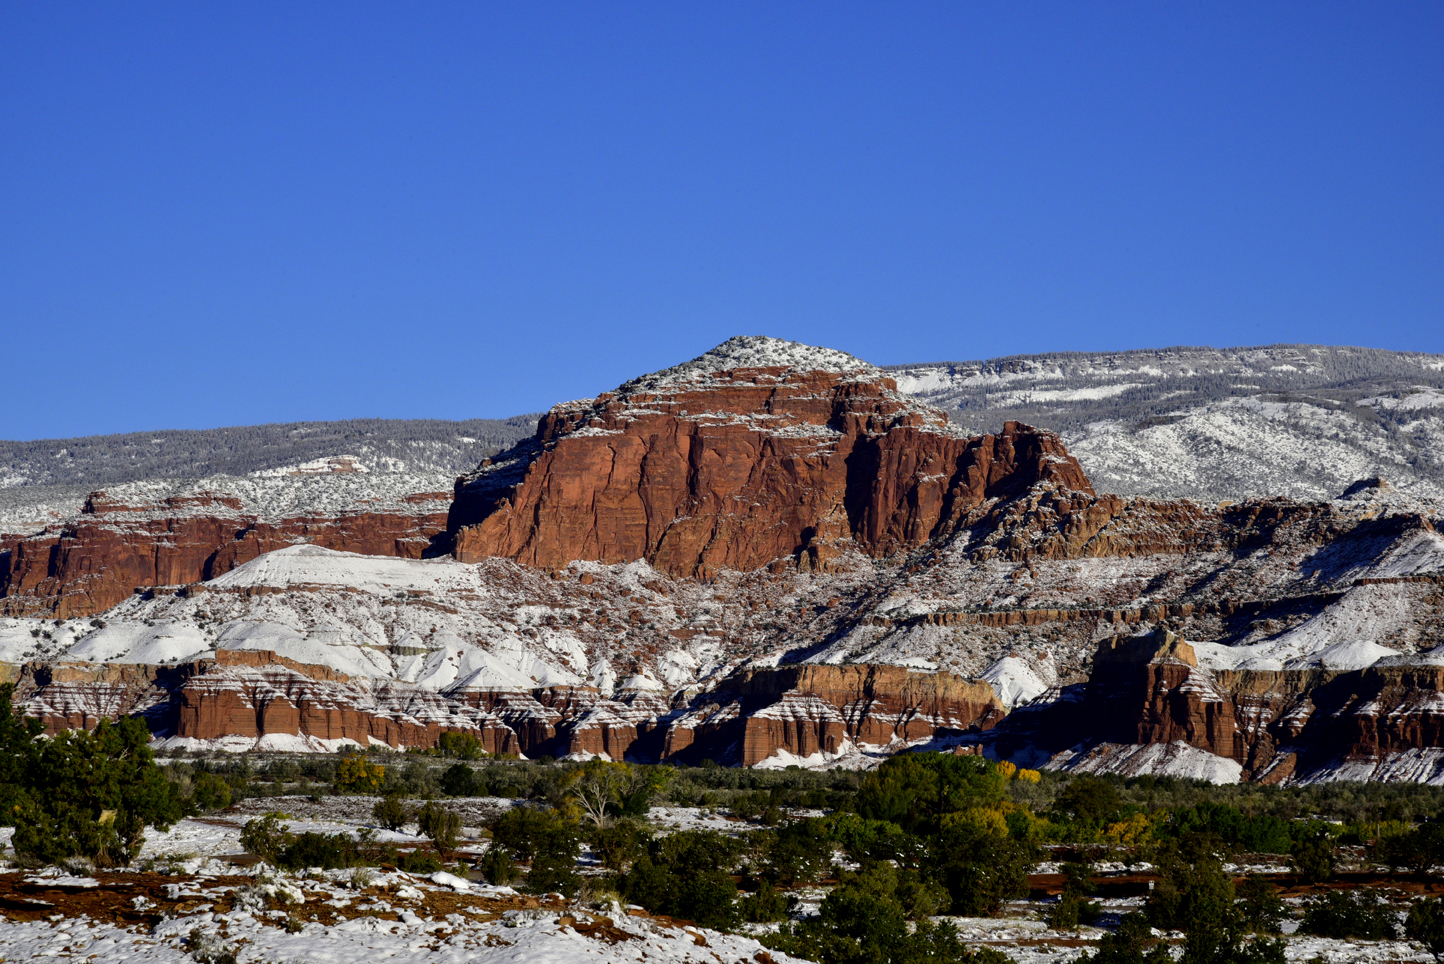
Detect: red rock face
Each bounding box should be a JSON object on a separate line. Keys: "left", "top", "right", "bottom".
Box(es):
{"left": 1, "top": 491, "right": 451, "bottom": 617}
{"left": 998, "top": 630, "right": 1444, "bottom": 781}
{"left": 450, "top": 366, "right": 1092, "bottom": 576}
{"left": 5, "top": 341, "right": 1444, "bottom": 779}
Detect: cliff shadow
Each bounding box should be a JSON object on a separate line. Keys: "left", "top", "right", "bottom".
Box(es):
{"left": 1298, "top": 514, "right": 1428, "bottom": 584}
{"left": 841, "top": 439, "right": 882, "bottom": 544}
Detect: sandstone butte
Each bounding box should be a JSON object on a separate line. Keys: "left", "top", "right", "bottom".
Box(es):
{"left": 446, "top": 359, "right": 1093, "bottom": 576}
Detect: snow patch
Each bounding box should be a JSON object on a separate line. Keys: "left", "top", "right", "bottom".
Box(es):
{"left": 979, "top": 657, "right": 1047, "bottom": 710}
{"left": 624, "top": 336, "right": 875, "bottom": 391}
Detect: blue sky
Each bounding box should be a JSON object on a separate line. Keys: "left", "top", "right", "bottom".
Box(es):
{"left": 2, "top": 2, "right": 1441, "bottom": 439}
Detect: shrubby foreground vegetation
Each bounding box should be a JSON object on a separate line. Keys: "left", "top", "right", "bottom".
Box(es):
{"left": 200, "top": 745, "right": 1444, "bottom": 964}
{"left": 8, "top": 689, "right": 1444, "bottom": 963}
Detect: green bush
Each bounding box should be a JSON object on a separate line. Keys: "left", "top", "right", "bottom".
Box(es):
{"left": 1299, "top": 891, "right": 1399, "bottom": 940}
{"left": 824, "top": 813, "right": 919, "bottom": 864}
{"left": 240, "top": 813, "right": 296, "bottom": 863}
{"left": 398, "top": 849, "right": 444, "bottom": 874}
{"left": 7, "top": 708, "right": 183, "bottom": 867}
{"left": 589, "top": 818, "right": 650, "bottom": 872}
{"left": 624, "top": 856, "right": 738, "bottom": 929}
{"left": 1075, "top": 914, "right": 1171, "bottom": 964}
{"left": 1139, "top": 833, "right": 1288, "bottom": 962}
{"left": 278, "top": 831, "right": 358, "bottom": 871}
{"left": 1146, "top": 836, "right": 1235, "bottom": 933}
{"left": 437, "top": 731, "right": 487, "bottom": 760}
{"left": 1290, "top": 825, "right": 1335, "bottom": 883}
{"left": 1375, "top": 820, "right": 1444, "bottom": 873}
{"left": 440, "top": 764, "right": 480, "bottom": 797}
{"left": 526, "top": 838, "right": 581, "bottom": 897}
{"left": 491, "top": 807, "right": 575, "bottom": 862}
{"left": 854, "top": 753, "right": 1007, "bottom": 834}
{"left": 620, "top": 829, "right": 742, "bottom": 930}
{"left": 415, "top": 801, "right": 463, "bottom": 858}
{"left": 1406, "top": 896, "right": 1444, "bottom": 963}
{"left": 480, "top": 844, "right": 518, "bottom": 885}
{"left": 188, "top": 771, "right": 233, "bottom": 813}
{"left": 1166, "top": 802, "right": 1294, "bottom": 855}
{"left": 488, "top": 806, "right": 580, "bottom": 896}
{"left": 372, "top": 794, "right": 410, "bottom": 832}
{"left": 928, "top": 822, "right": 1037, "bottom": 916}
{"left": 759, "top": 817, "right": 833, "bottom": 886}
{"left": 395, "top": 759, "right": 436, "bottom": 796}
{"left": 763, "top": 862, "right": 1004, "bottom": 964}
{"left": 1235, "top": 877, "right": 1285, "bottom": 934}
{"left": 1077, "top": 833, "right": 1290, "bottom": 964}
{"left": 1046, "top": 861, "right": 1101, "bottom": 931}
{"left": 738, "top": 881, "right": 789, "bottom": 923}
{"left": 1055, "top": 776, "right": 1122, "bottom": 825}
{"left": 0, "top": 684, "right": 43, "bottom": 818}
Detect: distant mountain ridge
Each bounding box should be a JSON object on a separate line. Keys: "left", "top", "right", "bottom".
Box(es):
{"left": 0, "top": 415, "right": 540, "bottom": 489}
{"left": 0, "top": 416, "right": 540, "bottom": 533}
{"left": 885, "top": 344, "right": 1444, "bottom": 502}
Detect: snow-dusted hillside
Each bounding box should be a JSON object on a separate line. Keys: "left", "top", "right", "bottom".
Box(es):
{"left": 0, "top": 461, "right": 462, "bottom": 535}
{"left": 888, "top": 344, "right": 1444, "bottom": 502}
{"left": 0, "top": 416, "right": 539, "bottom": 533}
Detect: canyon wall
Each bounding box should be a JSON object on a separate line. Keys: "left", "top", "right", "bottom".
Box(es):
{"left": 6, "top": 654, "right": 1003, "bottom": 766}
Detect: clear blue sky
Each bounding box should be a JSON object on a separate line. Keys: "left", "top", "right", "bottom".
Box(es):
{"left": 3, "top": 3, "right": 1441, "bottom": 440}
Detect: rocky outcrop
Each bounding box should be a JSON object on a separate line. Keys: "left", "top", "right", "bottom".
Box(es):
{"left": 1, "top": 490, "right": 451, "bottom": 617}
{"left": 5, "top": 337, "right": 1444, "bottom": 780}
{"left": 994, "top": 629, "right": 1444, "bottom": 782}
{"left": 449, "top": 342, "right": 1091, "bottom": 576}
{"left": 657, "top": 664, "right": 1004, "bottom": 766}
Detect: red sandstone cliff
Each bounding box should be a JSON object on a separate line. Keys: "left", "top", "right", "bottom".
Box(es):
{"left": 8, "top": 650, "right": 1002, "bottom": 765}
{"left": 657, "top": 664, "right": 1004, "bottom": 766}
{"left": 449, "top": 350, "right": 1091, "bottom": 576}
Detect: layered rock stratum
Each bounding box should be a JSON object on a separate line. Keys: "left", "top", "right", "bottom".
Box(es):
{"left": 3, "top": 337, "right": 1444, "bottom": 783}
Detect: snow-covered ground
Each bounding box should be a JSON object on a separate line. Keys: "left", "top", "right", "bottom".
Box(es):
{"left": 0, "top": 869, "right": 798, "bottom": 964}
{"left": 625, "top": 335, "right": 876, "bottom": 392}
